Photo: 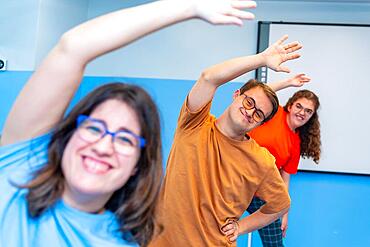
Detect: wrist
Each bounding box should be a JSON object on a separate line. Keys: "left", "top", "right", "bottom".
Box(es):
{"left": 258, "top": 52, "right": 268, "bottom": 67}
{"left": 186, "top": 0, "right": 204, "bottom": 20}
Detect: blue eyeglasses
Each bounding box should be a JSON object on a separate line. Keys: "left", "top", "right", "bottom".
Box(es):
{"left": 76, "top": 115, "right": 146, "bottom": 155}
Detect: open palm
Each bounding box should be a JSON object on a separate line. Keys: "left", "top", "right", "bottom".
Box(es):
{"left": 262, "top": 35, "right": 302, "bottom": 73}
{"left": 289, "top": 73, "right": 311, "bottom": 87}
{"left": 195, "top": 0, "right": 257, "bottom": 26}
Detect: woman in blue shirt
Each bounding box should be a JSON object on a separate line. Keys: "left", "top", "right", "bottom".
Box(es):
{"left": 0, "top": 0, "right": 257, "bottom": 246}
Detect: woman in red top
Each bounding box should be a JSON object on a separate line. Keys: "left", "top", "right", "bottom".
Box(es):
{"left": 247, "top": 74, "right": 321, "bottom": 247}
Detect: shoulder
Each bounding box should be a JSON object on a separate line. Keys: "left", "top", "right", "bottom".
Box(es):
{"left": 0, "top": 133, "right": 51, "bottom": 171}
{"left": 249, "top": 139, "right": 276, "bottom": 167}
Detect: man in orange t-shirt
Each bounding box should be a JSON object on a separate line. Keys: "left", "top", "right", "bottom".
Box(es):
{"left": 149, "top": 36, "right": 302, "bottom": 246}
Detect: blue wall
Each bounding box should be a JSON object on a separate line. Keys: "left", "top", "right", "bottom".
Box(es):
{"left": 244, "top": 171, "right": 370, "bottom": 247}
{"left": 1, "top": 71, "right": 370, "bottom": 246}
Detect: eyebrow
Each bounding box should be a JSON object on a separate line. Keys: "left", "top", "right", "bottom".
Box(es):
{"left": 296, "top": 103, "right": 314, "bottom": 112}
{"left": 90, "top": 117, "right": 139, "bottom": 136}
{"left": 244, "top": 94, "right": 267, "bottom": 117}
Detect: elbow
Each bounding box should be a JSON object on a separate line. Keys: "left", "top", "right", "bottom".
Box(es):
{"left": 279, "top": 197, "right": 291, "bottom": 216}
{"left": 57, "top": 31, "right": 76, "bottom": 54}
{"left": 199, "top": 69, "right": 213, "bottom": 85}
{"left": 56, "top": 30, "right": 84, "bottom": 60}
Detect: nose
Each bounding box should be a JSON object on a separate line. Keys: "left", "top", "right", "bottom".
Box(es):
{"left": 91, "top": 134, "right": 115, "bottom": 156}
{"left": 242, "top": 107, "right": 255, "bottom": 122}
{"left": 244, "top": 107, "right": 254, "bottom": 116}
{"left": 297, "top": 108, "right": 306, "bottom": 115}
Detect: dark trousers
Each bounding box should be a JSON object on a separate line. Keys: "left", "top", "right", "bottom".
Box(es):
{"left": 247, "top": 197, "right": 284, "bottom": 247}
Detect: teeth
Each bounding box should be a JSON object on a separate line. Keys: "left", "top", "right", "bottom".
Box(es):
{"left": 84, "top": 157, "right": 110, "bottom": 174}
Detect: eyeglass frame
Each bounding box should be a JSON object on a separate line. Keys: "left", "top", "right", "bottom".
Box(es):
{"left": 241, "top": 94, "right": 266, "bottom": 123}
{"left": 76, "top": 114, "right": 146, "bottom": 153}
{"left": 293, "top": 102, "right": 314, "bottom": 116}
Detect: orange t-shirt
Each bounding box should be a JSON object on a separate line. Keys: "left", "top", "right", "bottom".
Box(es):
{"left": 249, "top": 106, "right": 301, "bottom": 174}
{"left": 149, "top": 99, "right": 290, "bottom": 247}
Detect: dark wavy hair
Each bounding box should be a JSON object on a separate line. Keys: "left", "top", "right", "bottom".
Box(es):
{"left": 284, "top": 89, "right": 321, "bottom": 163}
{"left": 20, "top": 82, "right": 163, "bottom": 246}
{"left": 240, "top": 79, "right": 279, "bottom": 123}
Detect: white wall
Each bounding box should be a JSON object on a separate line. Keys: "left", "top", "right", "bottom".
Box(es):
{"left": 84, "top": 0, "right": 370, "bottom": 81}
{"left": 0, "top": 0, "right": 88, "bottom": 71}
{"left": 0, "top": 0, "right": 40, "bottom": 70}
{"left": 35, "top": 0, "right": 89, "bottom": 66}
{"left": 2, "top": 0, "right": 370, "bottom": 78}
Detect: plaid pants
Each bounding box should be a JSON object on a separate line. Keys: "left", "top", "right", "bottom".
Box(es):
{"left": 247, "top": 197, "right": 284, "bottom": 247}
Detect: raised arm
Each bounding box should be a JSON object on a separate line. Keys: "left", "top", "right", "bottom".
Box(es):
{"left": 188, "top": 35, "right": 302, "bottom": 112}
{"left": 267, "top": 73, "right": 311, "bottom": 92}
{"left": 1, "top": 0, "right": 258, "bottom": 146}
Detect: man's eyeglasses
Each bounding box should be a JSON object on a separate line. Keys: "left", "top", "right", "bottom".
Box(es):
{"left": 294, "top": 103, "right": 314, "bottom": 116}
{"left": 241, "top": 94, "right": 266, "bottom": 123}
{"left": 76, "top": 115, "right": 146, "bottom": 156}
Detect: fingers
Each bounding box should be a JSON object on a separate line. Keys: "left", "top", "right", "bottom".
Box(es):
{"left": 284, "top": 41, "right": 302, "bottom": 53}
{"left": 281, "top": 225, "right": 288, "bottom": 238}
{"left": 221, "top": 220, "right": 239, "bottom": 242}
{"left": 286, "top": 53, "right": 301, "bottom": 61}
{"left": 213, "top": 15, "right": 244, "bottom": 26}
{"left": 228, "top": 9, "right": 255, "bottom": 20}
{"left": 223, "top": 228, "right": 235, "bottom": 237}
{"left": 231, "top": 0, "right": 257, "bottom": 9}
{"left": 221, "top": 223, "right": 234, "bottom": 234}
{"left": 303, "top": 77, "right": 311, "bottom": 82}
{"left": 277, "top": 66, "right": 290, "bottom": 73}
{"left": 196, "top": 0, "right": 256, "bottom": 26}
{"left": 221, "top": 223, "right": 237, "bottom": 242}
{"left": 300, "top": 75, "right": 311, "bottom": 82}
{"left": 275, "top": 35, "right": 289, "bottom": 45}
{"left": 228, "top": 234, "right": 238, "bottom": 242}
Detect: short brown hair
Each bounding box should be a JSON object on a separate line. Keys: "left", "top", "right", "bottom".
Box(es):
{"left": 240, "top": 79, "right": 279, "bottom": 123}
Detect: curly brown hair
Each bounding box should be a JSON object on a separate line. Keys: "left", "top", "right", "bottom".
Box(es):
{"left": 284, "top": 90, "right": 321, "bottom": 163}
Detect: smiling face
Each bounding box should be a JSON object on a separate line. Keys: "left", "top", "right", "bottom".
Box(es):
{"left": 61, "top": 99, "right": 141, "bottom": 208}
{"left": 229, "top": 87, "right": 273, "bottom": 133}
{"left": 286, "top": 97, "right": 316, "bottom": 131}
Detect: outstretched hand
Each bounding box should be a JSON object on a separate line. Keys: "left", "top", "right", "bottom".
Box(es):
{"left": 221, "top": 219, "right": 240, "bottom": 242}
{"left": 288, "top": 73, "right": 311, "bottom": 87}
{"left": 194, "top": 0, "right": 257, "bottom": 26}
{"left": 261, "top": 35, "right": 302, "bottom": 73}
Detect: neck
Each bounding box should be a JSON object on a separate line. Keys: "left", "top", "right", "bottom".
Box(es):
{"left": 62, "top": 185, "right": 111, "bottom": 214}
{"left": 216, "top": 113, "right": 247, "bottom": 141}
{"left": 286, "top": 114, "right": 296, "bottom": 132}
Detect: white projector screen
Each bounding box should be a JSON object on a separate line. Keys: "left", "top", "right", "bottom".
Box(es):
{"left": 257, "top": 22, "right": 370, "bottom": 175}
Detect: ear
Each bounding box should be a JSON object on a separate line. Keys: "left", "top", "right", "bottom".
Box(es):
{"left": 287, "top": 104, "right": 292, "bottom": 112}
{"left": 233, "top": 89, "right": 241, "bottom": 100}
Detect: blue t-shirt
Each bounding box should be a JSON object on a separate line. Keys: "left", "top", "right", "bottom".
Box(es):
{"left": 0, "top": 134, "right": 138, "bottom": 247}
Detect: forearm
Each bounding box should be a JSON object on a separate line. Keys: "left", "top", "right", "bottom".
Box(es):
{"left": 238, "top": 207, "right": 289, "bottom": 234}
{"left": 280, "top": 170, "right": 291, "bottom": 190}
{"left": 188, "top": 53, "right": 266, "bottom": 111}
{"left": 267, "top": 78, "right": 291, "bottom": 92}
{"left": 61, "top": 1, "right": 196, "bottom": 63}
{"left": 1, "top": 1, "right": 198, "bottom": 145}
{"left": 267, "top": 73, "right": 311, "bottom": 92}
{"left": 200, "top": 53, "right": 266, "bottom": 88}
